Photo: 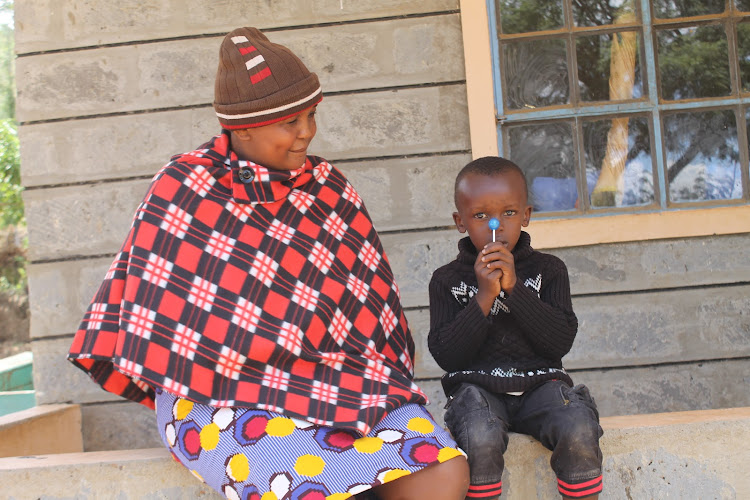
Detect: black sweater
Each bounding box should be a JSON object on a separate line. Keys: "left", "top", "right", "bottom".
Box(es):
{"left": 428, "top": 232, "right": 577, "bottom": 396}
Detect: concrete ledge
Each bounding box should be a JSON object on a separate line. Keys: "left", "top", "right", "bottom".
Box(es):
{"left": 0, "top": 408, "right": 747, "bottom": 499}
{"left": 0, "top": 404, "right": 83, "bottom": 458}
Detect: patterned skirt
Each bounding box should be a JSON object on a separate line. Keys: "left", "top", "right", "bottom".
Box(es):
{"left": 155, "top": 389, "right": 465, "bottom": 499}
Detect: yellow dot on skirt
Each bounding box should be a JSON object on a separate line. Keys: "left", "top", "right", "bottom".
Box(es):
{"left": 266, "top": 417, "right": 296, "bottom": 437}
{"left": 353, "top": 436, "right": 384, "bottom": 454}
{"left": 200, "top": 422, "right": 220, "bottom": 450}
{"left": 381, "top": 469, "right": 410, "bottom": 484}
{"left": 174, "top": 399, "right": 194, "bottom": 420}
{"left": 326, "top": 493, "right": 353, "bottom": 499}
{"left": 261, "top": 493, "right": 278, "bottom": 500}
{"left": 294, "top": 454, "right": 325, "bottom": 476}
{"left": 406, "top": 417, "right": 435, "bottom": 434}
{"left": 437, "top": 447, "right": 465, "bottom": 463}
{"left": 226, "top": 454, "right": 250, "bottom": 482}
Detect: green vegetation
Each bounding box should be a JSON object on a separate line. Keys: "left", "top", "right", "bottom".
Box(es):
{"left": 0, "top": 0, "right": 25, "bottom": 297}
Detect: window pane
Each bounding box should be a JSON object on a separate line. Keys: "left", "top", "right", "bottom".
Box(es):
{"left": 738, "top": 0, "right": 750, "bottom": 13}
{"left": 583, "top": 116, "right": 655, "bottom": 207}
{"left": 665, "top": 109, "right": 742, "bottom": 202}
{"left": 496, "top": 0, "right": 564, "bottom": 35}
{"left": 577, "top": 30, "right": 644, "bottom": 102}
{"left": 738, "top": 21, "right": 750, "bottom": 92}
{"left": 507, "top": 121, "right": 577, "bottom": 212}
{"left": 657, "top": 25, "right": 730, "bottom": 100}
{"left": 653, "top": 0, "right": 725, "bottom": 18}
{"left": 573, "top": 0, "right": 636, "bottom": 27}
{"left": 504, "top": 38, "right": 569, "bottom": 110}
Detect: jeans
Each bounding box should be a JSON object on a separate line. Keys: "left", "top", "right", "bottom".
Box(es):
{"left": 444, "top": 380, "right": 603, "bottom": 488}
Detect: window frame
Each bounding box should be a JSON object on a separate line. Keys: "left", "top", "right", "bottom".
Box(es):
{"left": 459, "top": 0, "right": 750, "bottom": 249}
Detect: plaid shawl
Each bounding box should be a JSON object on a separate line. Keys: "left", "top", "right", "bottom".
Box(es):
{"left": 68, "top": 130, "right": 427, "bottom": 435}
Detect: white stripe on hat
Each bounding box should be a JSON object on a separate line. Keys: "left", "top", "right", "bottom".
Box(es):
{"left": 231, "top": 36, "right": 249, "bottom": 44}
{"left": 216, "top": 86, "right": 323, "bottom": 120}
{"left": 245, "top": 55, "right": 265, "bottom": 70}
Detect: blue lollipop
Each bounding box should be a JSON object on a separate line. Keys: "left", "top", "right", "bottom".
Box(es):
{"left": 488, "top": 217, "right": 500, "bottom": 242}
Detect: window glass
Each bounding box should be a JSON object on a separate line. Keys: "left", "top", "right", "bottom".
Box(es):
{"left": 497, "top": 0, "right": 564, "bottom": 34}
{"left": 665, "top": 109, "right": 742, "bottom": 203}
{"left": 737, "top": 21, "right": 750, "bottom": 92}
{"left": 490, "top": 0, "right": 750, "bottom": 214}
{"left": 503, "top": 38, "right": 570, "bottom": 109}
{"left": 583, "top": 115, "right": 655, "bottom": 207}
{"left": 577, "top": 30, "right": 645, "bottom": 102}
{"left": 573, "top": 0, "right": 636, "bottom": 27}
{"left": 652, "top": 0, "right": 725, "bottom": 18}
{"left": 507, "top": 122, "right": 578, "bottom": 212}
{"left": 657, "top": 25, "right": 731, "bottom": 100}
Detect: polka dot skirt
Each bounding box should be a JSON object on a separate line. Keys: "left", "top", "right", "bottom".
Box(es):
{"left": 155, "top": 389, "right": 465, "bottom": 499}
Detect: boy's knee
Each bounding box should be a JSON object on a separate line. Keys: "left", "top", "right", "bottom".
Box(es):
{"left": 445, "top": 385, "right": 507, "bottom": 460}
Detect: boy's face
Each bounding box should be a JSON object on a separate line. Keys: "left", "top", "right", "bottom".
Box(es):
{"left": 232, "top": 106, "right": 317, "bottom": 170}
{"left": 453, "top": 171, "right": 532, "bottom": 252}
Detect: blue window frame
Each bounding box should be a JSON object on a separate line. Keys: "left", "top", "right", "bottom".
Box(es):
{"left": 488, "top": 0, "right": 750, "bottom": 216}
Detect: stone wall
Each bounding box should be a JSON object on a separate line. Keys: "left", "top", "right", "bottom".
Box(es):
{"left": 14, "top": 0, "right": 750, "bottom": 451}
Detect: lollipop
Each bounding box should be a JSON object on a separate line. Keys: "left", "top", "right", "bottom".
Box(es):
{"left": 489, "top": 217, "right": 500, "bottom": 242}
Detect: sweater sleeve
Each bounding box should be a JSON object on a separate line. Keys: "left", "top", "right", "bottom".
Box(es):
{"left": 427, "top": 269, "right": 492, "bottom": 372}
{"left": 504, "top": 258, "right": 578, "bottom": 359}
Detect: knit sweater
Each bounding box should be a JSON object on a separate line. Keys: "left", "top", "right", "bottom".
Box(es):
{"left": 427, "top": 232, "right": 577, "bottom": 396}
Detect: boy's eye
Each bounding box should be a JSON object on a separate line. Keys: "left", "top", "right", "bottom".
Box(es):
{"left": 474, "top": 213, "right": 487, "bottom": 219}
{"left": 504, "top": 210, "right": 517, "bottom": 217}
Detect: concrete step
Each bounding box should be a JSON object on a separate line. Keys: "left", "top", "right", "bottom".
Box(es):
{"left": 0, "top": 403, "right": 83, "bottom": 458}
{"left": 0, "top": 407, "right": 748, "bottom": 499}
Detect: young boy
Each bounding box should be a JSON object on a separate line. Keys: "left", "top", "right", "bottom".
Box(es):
{"left": 427, "top": 156, "right": 603, "bottom": 499}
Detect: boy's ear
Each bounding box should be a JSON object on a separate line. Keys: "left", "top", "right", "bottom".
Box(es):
{"left": 522, "top": 205, "right": 532, "bottom": 227}
{"left": 452, "top": 212, "right": 467, "bottom": 233}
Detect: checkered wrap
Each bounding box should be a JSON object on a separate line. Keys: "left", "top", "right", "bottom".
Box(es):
{"left": 68, "top": 130, "right": 427, "bottom": 435}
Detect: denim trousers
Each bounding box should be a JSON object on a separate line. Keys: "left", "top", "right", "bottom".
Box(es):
{"left": 444, "top": 380, "right": 603, "bottom": 487}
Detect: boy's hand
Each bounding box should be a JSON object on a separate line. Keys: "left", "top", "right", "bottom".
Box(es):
{"left": 474, "top": 242, "right": 516, "bottom": 315}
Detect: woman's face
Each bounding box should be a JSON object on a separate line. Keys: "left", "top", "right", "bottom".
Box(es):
{"left": 232, "top": 106, "right": 317, "bottom": 170}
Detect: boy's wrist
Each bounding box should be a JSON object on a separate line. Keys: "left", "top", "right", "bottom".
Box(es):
{"left": 475, "top": 289, "right": 497, "bottom": 316}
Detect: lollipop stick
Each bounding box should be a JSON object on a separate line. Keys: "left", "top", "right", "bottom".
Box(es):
{"left": 489, "top": 218, "right": 500, "bottom": 243}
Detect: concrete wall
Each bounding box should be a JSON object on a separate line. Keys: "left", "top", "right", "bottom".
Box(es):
{"left": 15, "top": 0, "right": 750, "bottom": 452}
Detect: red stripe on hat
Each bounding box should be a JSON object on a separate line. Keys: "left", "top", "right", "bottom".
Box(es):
{"left": 250, "top": 66, "right": 272, "bottom": 84}
{"left": 219, "top": 96, "right": 323, "bottom": 129}
{"left": 238, "top": 45, "right": 258, "bottom": 55}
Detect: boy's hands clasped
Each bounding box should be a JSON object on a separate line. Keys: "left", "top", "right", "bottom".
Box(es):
{"left": 474, "top": 242, "right": 516, "bottom": 316}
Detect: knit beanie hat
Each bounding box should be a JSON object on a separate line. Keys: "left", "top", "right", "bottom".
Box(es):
{"left": 213, "top": 27, "right": 322, "bottom": 129}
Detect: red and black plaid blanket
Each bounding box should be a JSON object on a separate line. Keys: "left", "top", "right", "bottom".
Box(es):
{"left": 68, "top": 130, "right": 427, "bottom": 434}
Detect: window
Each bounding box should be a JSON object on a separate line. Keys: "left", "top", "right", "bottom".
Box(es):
{"left": 489, "top": 0, "right": 750, "bottom": 216}
{"left": 459, "top": 0, "right": 750, "bottom": 247}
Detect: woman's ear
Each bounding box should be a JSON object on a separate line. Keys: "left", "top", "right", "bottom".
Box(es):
{"left": 452, "top": 212, "right": 467, "bottom": 233}
{"left": 233, "top": 128, "right": 253, "bottom": 142}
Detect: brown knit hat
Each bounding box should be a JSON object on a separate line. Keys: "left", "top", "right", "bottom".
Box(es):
{"left": 213, "top": 27, "right": 322, "bottom": 129}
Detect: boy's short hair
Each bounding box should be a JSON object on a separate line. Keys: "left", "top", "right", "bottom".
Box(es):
{"left": 454, "top": 156, "right": 529, "bottom": 207}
